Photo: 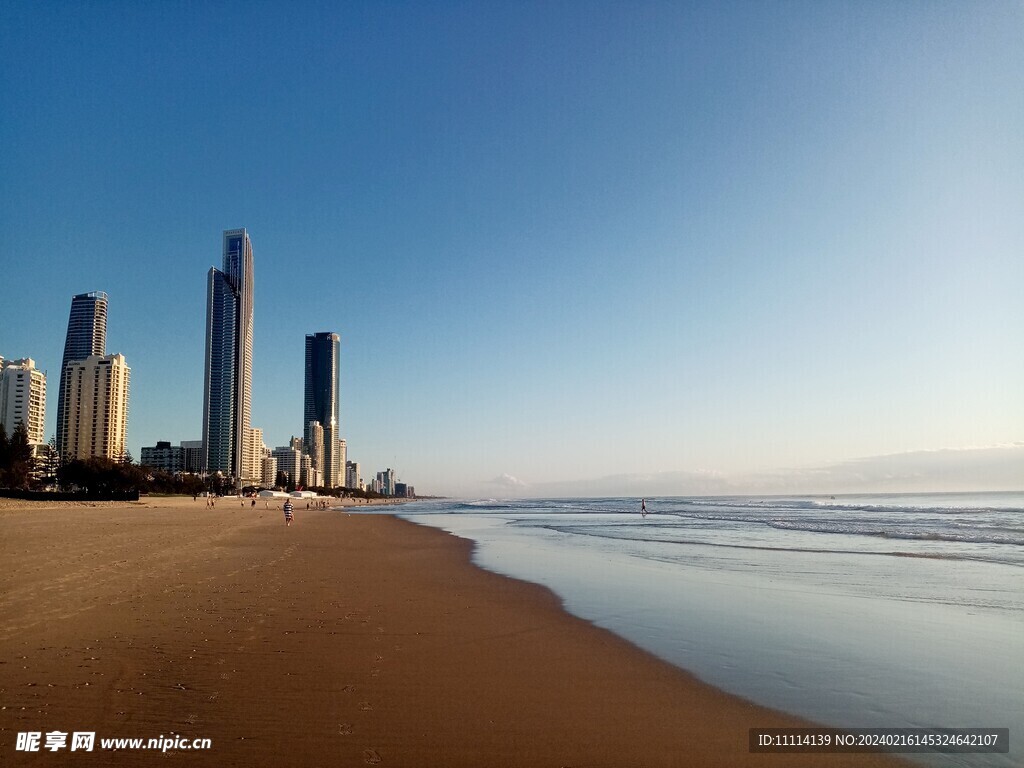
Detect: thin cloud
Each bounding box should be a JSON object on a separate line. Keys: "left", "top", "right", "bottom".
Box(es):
{"left": 760, "top": 443, "right": 1024, "bottom": 494}
{"left": 516, "top": 444, "right": 1024, "bottom": 498}
{"left": 530, "top": 469, "right": 732, "bottom": 498}
{"left": 486, "top": 473, "right": 528, "bottom": 489}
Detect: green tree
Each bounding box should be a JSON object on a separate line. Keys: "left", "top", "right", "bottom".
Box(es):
{"left": 57, "top": 456, "right": 145, "bottom": 495}
{"left": 41, "top": 436, "right": 61, "bottom": 488}
{"left": 4, "top": 422, "right": 35, "bottom": 489}
{"left": 0, "top": 427, "right": 9, "bottom": 484}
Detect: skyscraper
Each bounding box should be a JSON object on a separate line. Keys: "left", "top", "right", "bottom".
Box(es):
{"left": 202, "top": 229, "right": 254, "bottom": 486}
{"left": 55, "top": 291, "right": 107, "bottom": 454}
{"left": 304, "top": 332, "right": 340, "bottom": 487}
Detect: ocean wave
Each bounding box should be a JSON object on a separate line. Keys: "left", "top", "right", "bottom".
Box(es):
{"left": 454, "top": 499, "right": 521, "bottom": 510}
{"left": 680, "top": 497, "right": 1024, "bottom": 517}
{"left": 534, "top": 524, "right": 1024, "bottom": 568}
{"left": 765, "top": 519, "right": 1024, "bottom": 547}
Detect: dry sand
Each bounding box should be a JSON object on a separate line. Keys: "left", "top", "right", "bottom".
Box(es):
{"left": 0, "top": 497, "right": 905, "bottom": 766}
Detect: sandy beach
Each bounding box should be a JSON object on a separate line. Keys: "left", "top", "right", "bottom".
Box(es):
{"left": 0, "top": 497, "right": 905, "bottom": 766}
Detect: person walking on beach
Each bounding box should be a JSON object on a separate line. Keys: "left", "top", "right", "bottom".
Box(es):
{"left": 641, "top": 498, "right": 648, "bottom": 518}
{"left": 283, "top": 500, "right": 294, "bottom": 527}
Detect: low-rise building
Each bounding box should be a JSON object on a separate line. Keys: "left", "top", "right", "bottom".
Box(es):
{"left": 141, "top": 441, "right": 184, "bottom": 473}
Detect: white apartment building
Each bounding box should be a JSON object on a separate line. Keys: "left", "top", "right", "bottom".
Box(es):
{"left": 61, "top": 353, "right": 130, "bottom": 461}
{"left": 244, "top": 427, "right": 265, "bottom": 485}
{"left": 306, "top": 420, "right": 324, "bottom": 478}
{"left": 0, "top": 357, "right": 47, "bottom": 444}
{"left": 261, "top": 455, "right": 278, "bottom": 487}
{"left": 272, "top": 445, "right": 300, "bottom": 486}
{"left": 336, "top": 439, "right": 346, "bottom": 488}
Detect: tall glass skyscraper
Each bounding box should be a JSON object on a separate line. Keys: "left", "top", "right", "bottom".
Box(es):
{"left": 202, "top": 229, "right": 254, "bottom": 486}
{"left": 304, "top": 332, "right": 340, "bottom": 487}
{"left": 55, "top": 291, "right": 107, "bottom": 455}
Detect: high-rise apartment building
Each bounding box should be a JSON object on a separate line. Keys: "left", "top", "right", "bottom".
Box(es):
{"left": 304, "top": 332, "right": 340, "bottom": 487}
{"left": 0, "top": 358, "right": 47, "bottom": 444}
{"left": 306, "top": 420, "right": 324, "bottom": 480}
{"left": 246, "top": 427, "right": 265, "bottom": 484}
{"left": 261, "top": 455, "right": 278, "bottom": 487}
{"left": 61, "top": 353, "right": 130, "bottom": 461}
{"left": 271, "top": 445, "right": 302, "bottom": 488}
{"left": 180, "top": 440, "right": 204, "bottom": 473}
{"left": 336, "top": 439, "right": 346, "bottom": 487}
{"left": 271, "top": 444, "right": 312, "bottom": 489}
{"left": 345, "top": 460, "right": 360, "bottom": 490}
{"left": 376, "top": 468, "right": 395, "bottom": 496}
{"left": 55, "top": 292, "right": 107, "bottom": 454}
{"left": 202, "top": 229, "right": 254, "bottom": 487}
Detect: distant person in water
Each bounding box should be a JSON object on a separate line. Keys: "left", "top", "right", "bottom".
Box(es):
{"left": 641, "top": 498, "right": 647, "bottom": 517}
{"left": 283, "top": 500, "right": 294, "bottom": 527}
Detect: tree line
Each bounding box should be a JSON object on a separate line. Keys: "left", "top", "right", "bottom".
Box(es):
{"left": 1, "top": 423, "right": 393, "bottom": 499}
{"left": 0, "top": 423, "right": 35, "bottom": 489}
{"left": 0, "top": 423, "right": 205, "bottom": 496}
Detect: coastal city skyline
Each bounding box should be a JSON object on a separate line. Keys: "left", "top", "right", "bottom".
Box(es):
{"left": 1, "top": 2, "right": 1022, "bottom": 497}
{"left": 38, "top": 227, "right": 391, "bottom": 493}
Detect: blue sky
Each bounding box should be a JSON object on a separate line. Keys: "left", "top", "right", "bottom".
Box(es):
{"left": 1, "top": 1, "right": 1022, "bottom": 496}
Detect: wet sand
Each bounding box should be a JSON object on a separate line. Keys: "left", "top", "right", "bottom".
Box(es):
{"left": 0, "top": 497, "right": 905, "bottom": 766}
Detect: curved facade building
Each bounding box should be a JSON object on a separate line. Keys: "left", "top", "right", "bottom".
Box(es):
{"left": 55, "top": 291, "right": 107, "bottom": 455}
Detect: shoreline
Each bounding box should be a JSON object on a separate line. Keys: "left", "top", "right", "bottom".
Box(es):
{"left": 0, "top": 498, "right": 906, "bottom": 766}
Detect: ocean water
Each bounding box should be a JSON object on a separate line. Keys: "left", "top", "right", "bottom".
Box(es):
{"left": 393, "top": 493, "right": 1024, "bottom": 768}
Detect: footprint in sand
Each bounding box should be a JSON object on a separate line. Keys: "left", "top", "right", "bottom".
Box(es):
{"left": 337, "top": 723, "right": 353, "bottom": 736}
{"left": 363, "top": 748, "right": 382, "bottom": 764}
{"left": 358, "top": 701, "right": 372, "bottom": 711}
